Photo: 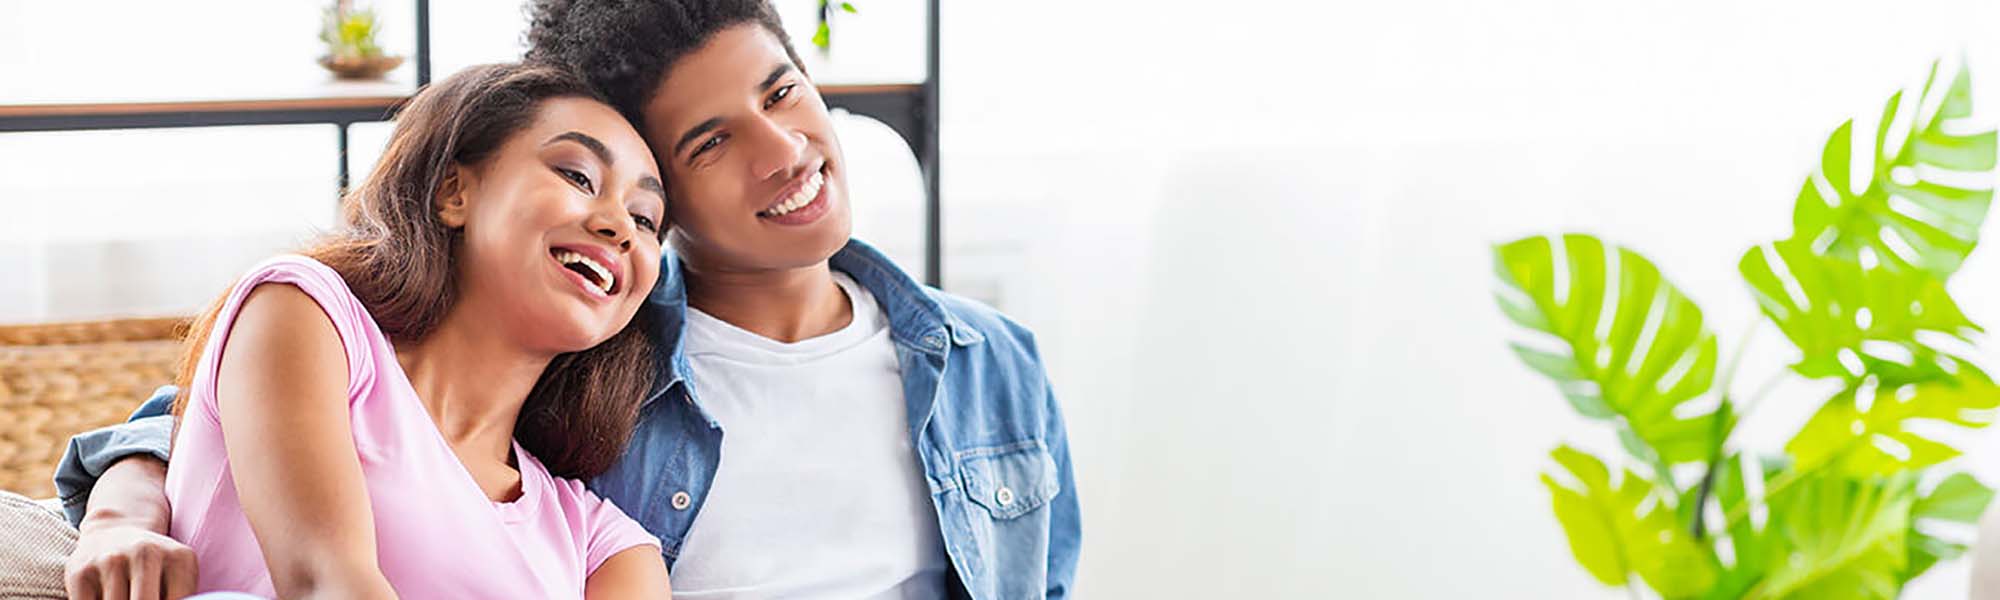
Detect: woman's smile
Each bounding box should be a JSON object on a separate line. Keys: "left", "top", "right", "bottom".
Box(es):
{"left": 548, "top": 243, "right": 625, "bottom": 300}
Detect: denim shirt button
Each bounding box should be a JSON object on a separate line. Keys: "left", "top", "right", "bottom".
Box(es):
{"left": 671, "top": 491, "right": 692, "bottom": 510}
{"left": 995, "top": 486, "right": 1015, "bottom": 506}
{"left": 922, "top": 334, "right": 944, "bottom": 349}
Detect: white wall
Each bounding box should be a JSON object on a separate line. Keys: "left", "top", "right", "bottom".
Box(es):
{"left": 8, "top": 1, "right": 2000, "bottom": 598}
{"left": 933, "top": 1, "right": 2000, "bottom": 598}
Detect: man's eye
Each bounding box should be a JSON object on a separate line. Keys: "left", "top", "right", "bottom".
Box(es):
{"left": 556, "top": 167, "right": 593, "bottom": 193}
{"left": 764, "top": 84, "right": 796, "bottom": 109}
{"left": 692, "top": 135, "right": 724, "bottom": 159}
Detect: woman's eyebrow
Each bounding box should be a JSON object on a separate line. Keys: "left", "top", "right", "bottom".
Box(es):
{"left": 544, "top": 131, "right": 613, "bottom": 164}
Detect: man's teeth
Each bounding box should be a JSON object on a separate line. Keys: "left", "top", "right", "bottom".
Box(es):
{"left": 763, "top": 170, "right": 825, "bottom": 217}
{"left": 554, "top": 249, "right": 615, "bottom": 293}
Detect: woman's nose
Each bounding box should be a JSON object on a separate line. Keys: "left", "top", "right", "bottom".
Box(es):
{"left": 584, "top": 208, "right": 634, "bottom": 252}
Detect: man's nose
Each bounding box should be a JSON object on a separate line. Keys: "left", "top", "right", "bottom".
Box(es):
{"left": 746, "top": 116, "right": 808, "bottom": 182}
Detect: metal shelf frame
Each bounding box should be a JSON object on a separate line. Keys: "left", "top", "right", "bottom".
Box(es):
{"left": 0, "top": 0, "right": 944, "bottom": 287}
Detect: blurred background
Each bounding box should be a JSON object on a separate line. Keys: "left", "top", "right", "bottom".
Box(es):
{"left": 7, "top": 0, "right": 2000, "bottom": 597}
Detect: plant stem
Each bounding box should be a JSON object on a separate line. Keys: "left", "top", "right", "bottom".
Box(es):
{"left": 1716, "top": 317, "right": 1761, "bottom": 401}
{"left": 1690, "top": 319, "right": 1761, "bottom": 539}
{"left": 1689, "top": 408, "right": 1730, "bottom": 539}
{"left": 1718, "top": 436, "right": 1862, "bottom": 531}
{"left": 1733, "top": 368, "right": 1789, "bottom": 422}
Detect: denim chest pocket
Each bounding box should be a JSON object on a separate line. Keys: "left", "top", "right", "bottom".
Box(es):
{"left": 958, "top": 440, "right": 1061, "bottom": 520}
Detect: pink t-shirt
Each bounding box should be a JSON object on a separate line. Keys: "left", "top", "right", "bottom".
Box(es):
{"left": 165, "top": 255, "right": 660, "bottom": 598}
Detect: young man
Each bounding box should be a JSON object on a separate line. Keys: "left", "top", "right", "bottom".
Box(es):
{"left": 55, "top": 2, "right": 1079, "bottom": 598}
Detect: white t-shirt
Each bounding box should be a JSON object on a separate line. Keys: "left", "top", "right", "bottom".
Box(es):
{"left": 669, "top": 272, "right": 952, "bottom": 599}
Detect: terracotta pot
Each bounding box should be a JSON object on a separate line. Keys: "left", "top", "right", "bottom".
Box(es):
{"left": 318, "top": 54, "right": 405, "bottom": 80}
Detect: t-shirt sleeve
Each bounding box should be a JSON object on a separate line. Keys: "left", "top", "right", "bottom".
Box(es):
{"left": 582, "top": 489, "right": 663, "bottom": 575}
{"left": 193, "top": 254, "right": 380, "bottom": 414}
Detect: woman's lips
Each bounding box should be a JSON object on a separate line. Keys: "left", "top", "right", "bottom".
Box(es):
{"left": 554, "top": 260, "right": 611, "bottom": 300}
{"left": 548, "top": 244, "right": 622, "bottom": 300}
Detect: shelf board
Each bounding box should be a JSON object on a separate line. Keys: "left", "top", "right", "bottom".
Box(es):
{"left": 819, "top": 82, "right": 922, "bottom": 95}
{"left": 0, "top": 81, "right": 923, "bottom": 134}
{"left": 0, "top": 95, "right": 407, "bottom": 119}
{"left": 0, "top": 77, "right": 415, "bottom": 132}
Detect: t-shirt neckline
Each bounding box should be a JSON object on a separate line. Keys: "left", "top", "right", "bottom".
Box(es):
{"left": 684, "top": 271, "right": 888, "bottom": 363}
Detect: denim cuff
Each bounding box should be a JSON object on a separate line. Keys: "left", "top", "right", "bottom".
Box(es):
{"left": 53, "top": 386, "right": 178, "bottom": 526}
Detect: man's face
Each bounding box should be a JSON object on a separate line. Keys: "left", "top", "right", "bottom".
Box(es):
{"left": 643, "top": 23, "right": 851, "bottom": 274}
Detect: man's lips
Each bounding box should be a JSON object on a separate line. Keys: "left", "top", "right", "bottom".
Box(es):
{"left": 758, "top": 162, "right": 829, "bottom": 217}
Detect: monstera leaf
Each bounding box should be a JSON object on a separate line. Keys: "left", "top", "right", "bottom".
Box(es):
{"left": 1703, "top": 453, "right": 1788, "bottom": 600}
{"left": 1543, "top": 446, "right": 1718, "bottom": 597}
{"left": 1739, "top": 239, "right": 1980, "bottom": 384}
{"left": 1498, "top": 61, "right": 1998, "bottom": 599}
{"left": 1497, "top": 234, "right": 1725, "bottom": 469}
{"left": 1786, "top": 376, "right": 2000, "bottom": 477}
{"left": 1704, "top": 458, "right": 1995, "bottom": 596}
{"left": 1790, "top": 61, "right": 1996, "bottom": 279}
{"left": 1906, "top": 472, "right": 1996, "bottom": 580}
{"left": 1746, "top": 473, "right": 1918, "bottom": 600}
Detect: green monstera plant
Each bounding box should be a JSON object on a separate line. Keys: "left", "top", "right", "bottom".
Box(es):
{"left": 1494, "top": 61, "right": 2000, "bottom": 599}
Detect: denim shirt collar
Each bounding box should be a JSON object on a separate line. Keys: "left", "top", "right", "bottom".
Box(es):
{"left": 639, "top": 238, "right": 983, "bottom": 407}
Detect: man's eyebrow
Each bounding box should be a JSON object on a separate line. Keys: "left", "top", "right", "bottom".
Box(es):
{"left": 672, "top": 117, "right": 724, "bottom": 158}
{"left": 545, "top": 131, "right": 612, "bottom": 164}
{"left": 758, "top": 62, "right": 795, "bottom": 91}
{"left": 638, "top": 175, "right": 666, "bottom": 200}
{"left": 670, "top": 64, "right": 799, "bottom": 158}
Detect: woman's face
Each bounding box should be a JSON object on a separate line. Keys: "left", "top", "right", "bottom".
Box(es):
{"left": 443, "top": 97, "right": 667, "bottom": 355}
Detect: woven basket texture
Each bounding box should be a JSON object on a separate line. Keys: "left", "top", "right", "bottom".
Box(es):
{"left": 0, "top": 317, "right": 188, "bottom": 499}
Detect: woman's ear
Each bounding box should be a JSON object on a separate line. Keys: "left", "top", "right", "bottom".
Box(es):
{"left": 436, "top": 164, "right": 475, "bottom": 228}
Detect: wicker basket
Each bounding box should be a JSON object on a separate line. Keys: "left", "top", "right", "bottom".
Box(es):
{"left": 0, "top": 317, "right": 189, "bottom": 499}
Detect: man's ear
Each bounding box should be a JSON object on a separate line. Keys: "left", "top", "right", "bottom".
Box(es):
{"left": 436, "top": 164, "right": 475, "bottom": 228}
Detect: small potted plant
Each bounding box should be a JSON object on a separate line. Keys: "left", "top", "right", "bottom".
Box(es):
{"left": 318, "top": 1, "right": 403, "bottom": 80}
{"left": 812, "top": 1, "right": 859, "bottom": 53}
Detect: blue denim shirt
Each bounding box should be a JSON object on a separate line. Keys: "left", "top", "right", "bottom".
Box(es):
{"left": 55, "top": 239, "right": 1079, "bottom": 600}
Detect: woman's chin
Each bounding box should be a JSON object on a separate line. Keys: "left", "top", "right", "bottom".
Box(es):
{"left": 520, "top": 315, "right": 623, "bottom": 355}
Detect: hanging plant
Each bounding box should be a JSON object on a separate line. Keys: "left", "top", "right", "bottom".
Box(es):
{"left": 813, "top": 1, "right": 860, "bottom": 51}
{"left": 318, "top": 1, "right": 403, "bottom": 80}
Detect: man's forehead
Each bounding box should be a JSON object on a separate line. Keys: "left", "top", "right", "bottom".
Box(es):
{"left": 651, "top": 25, "right": 791, "bottom": 112}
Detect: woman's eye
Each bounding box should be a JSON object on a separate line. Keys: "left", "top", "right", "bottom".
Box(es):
{"left": 764, "top": 84, "right": 796, "bottom": 109}
{"left": 632, "top": 214, "right": 658, "bottom": 232}
{"left": 557, "top": 167, "right": 593, "bottom": 193}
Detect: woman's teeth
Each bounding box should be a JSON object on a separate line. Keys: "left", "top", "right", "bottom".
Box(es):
{"left": 762, "top": 170, "right": 825, "bottom": 217}
{"left": 554, "top": 249, "right": 615, "bottom": 294}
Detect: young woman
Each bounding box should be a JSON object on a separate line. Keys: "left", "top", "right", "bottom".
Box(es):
{"left": 161, "top": 62, "right": 671, "bottom": 599}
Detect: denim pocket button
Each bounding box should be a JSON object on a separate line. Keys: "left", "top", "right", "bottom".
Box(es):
{"left": 671, "top": 491, "right": 692, "bottom": 510}
{"left": 959, "top": 440, "right": 1059, "bottom": 519}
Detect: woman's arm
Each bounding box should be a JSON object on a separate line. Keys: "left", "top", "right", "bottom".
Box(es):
{"left": 583, "top": 547, "right": 670, "bottom": 600}
{"left": 214, "top": 283, "right": 395, "bottom": 600}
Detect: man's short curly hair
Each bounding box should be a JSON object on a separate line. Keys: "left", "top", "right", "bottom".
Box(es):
{"left": 525, "top": 0, "right": 804, "bottom": 130}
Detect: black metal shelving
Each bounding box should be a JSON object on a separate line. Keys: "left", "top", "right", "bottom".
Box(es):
{"left": 0, "top": 0, "right": 943, "bottom": 287}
